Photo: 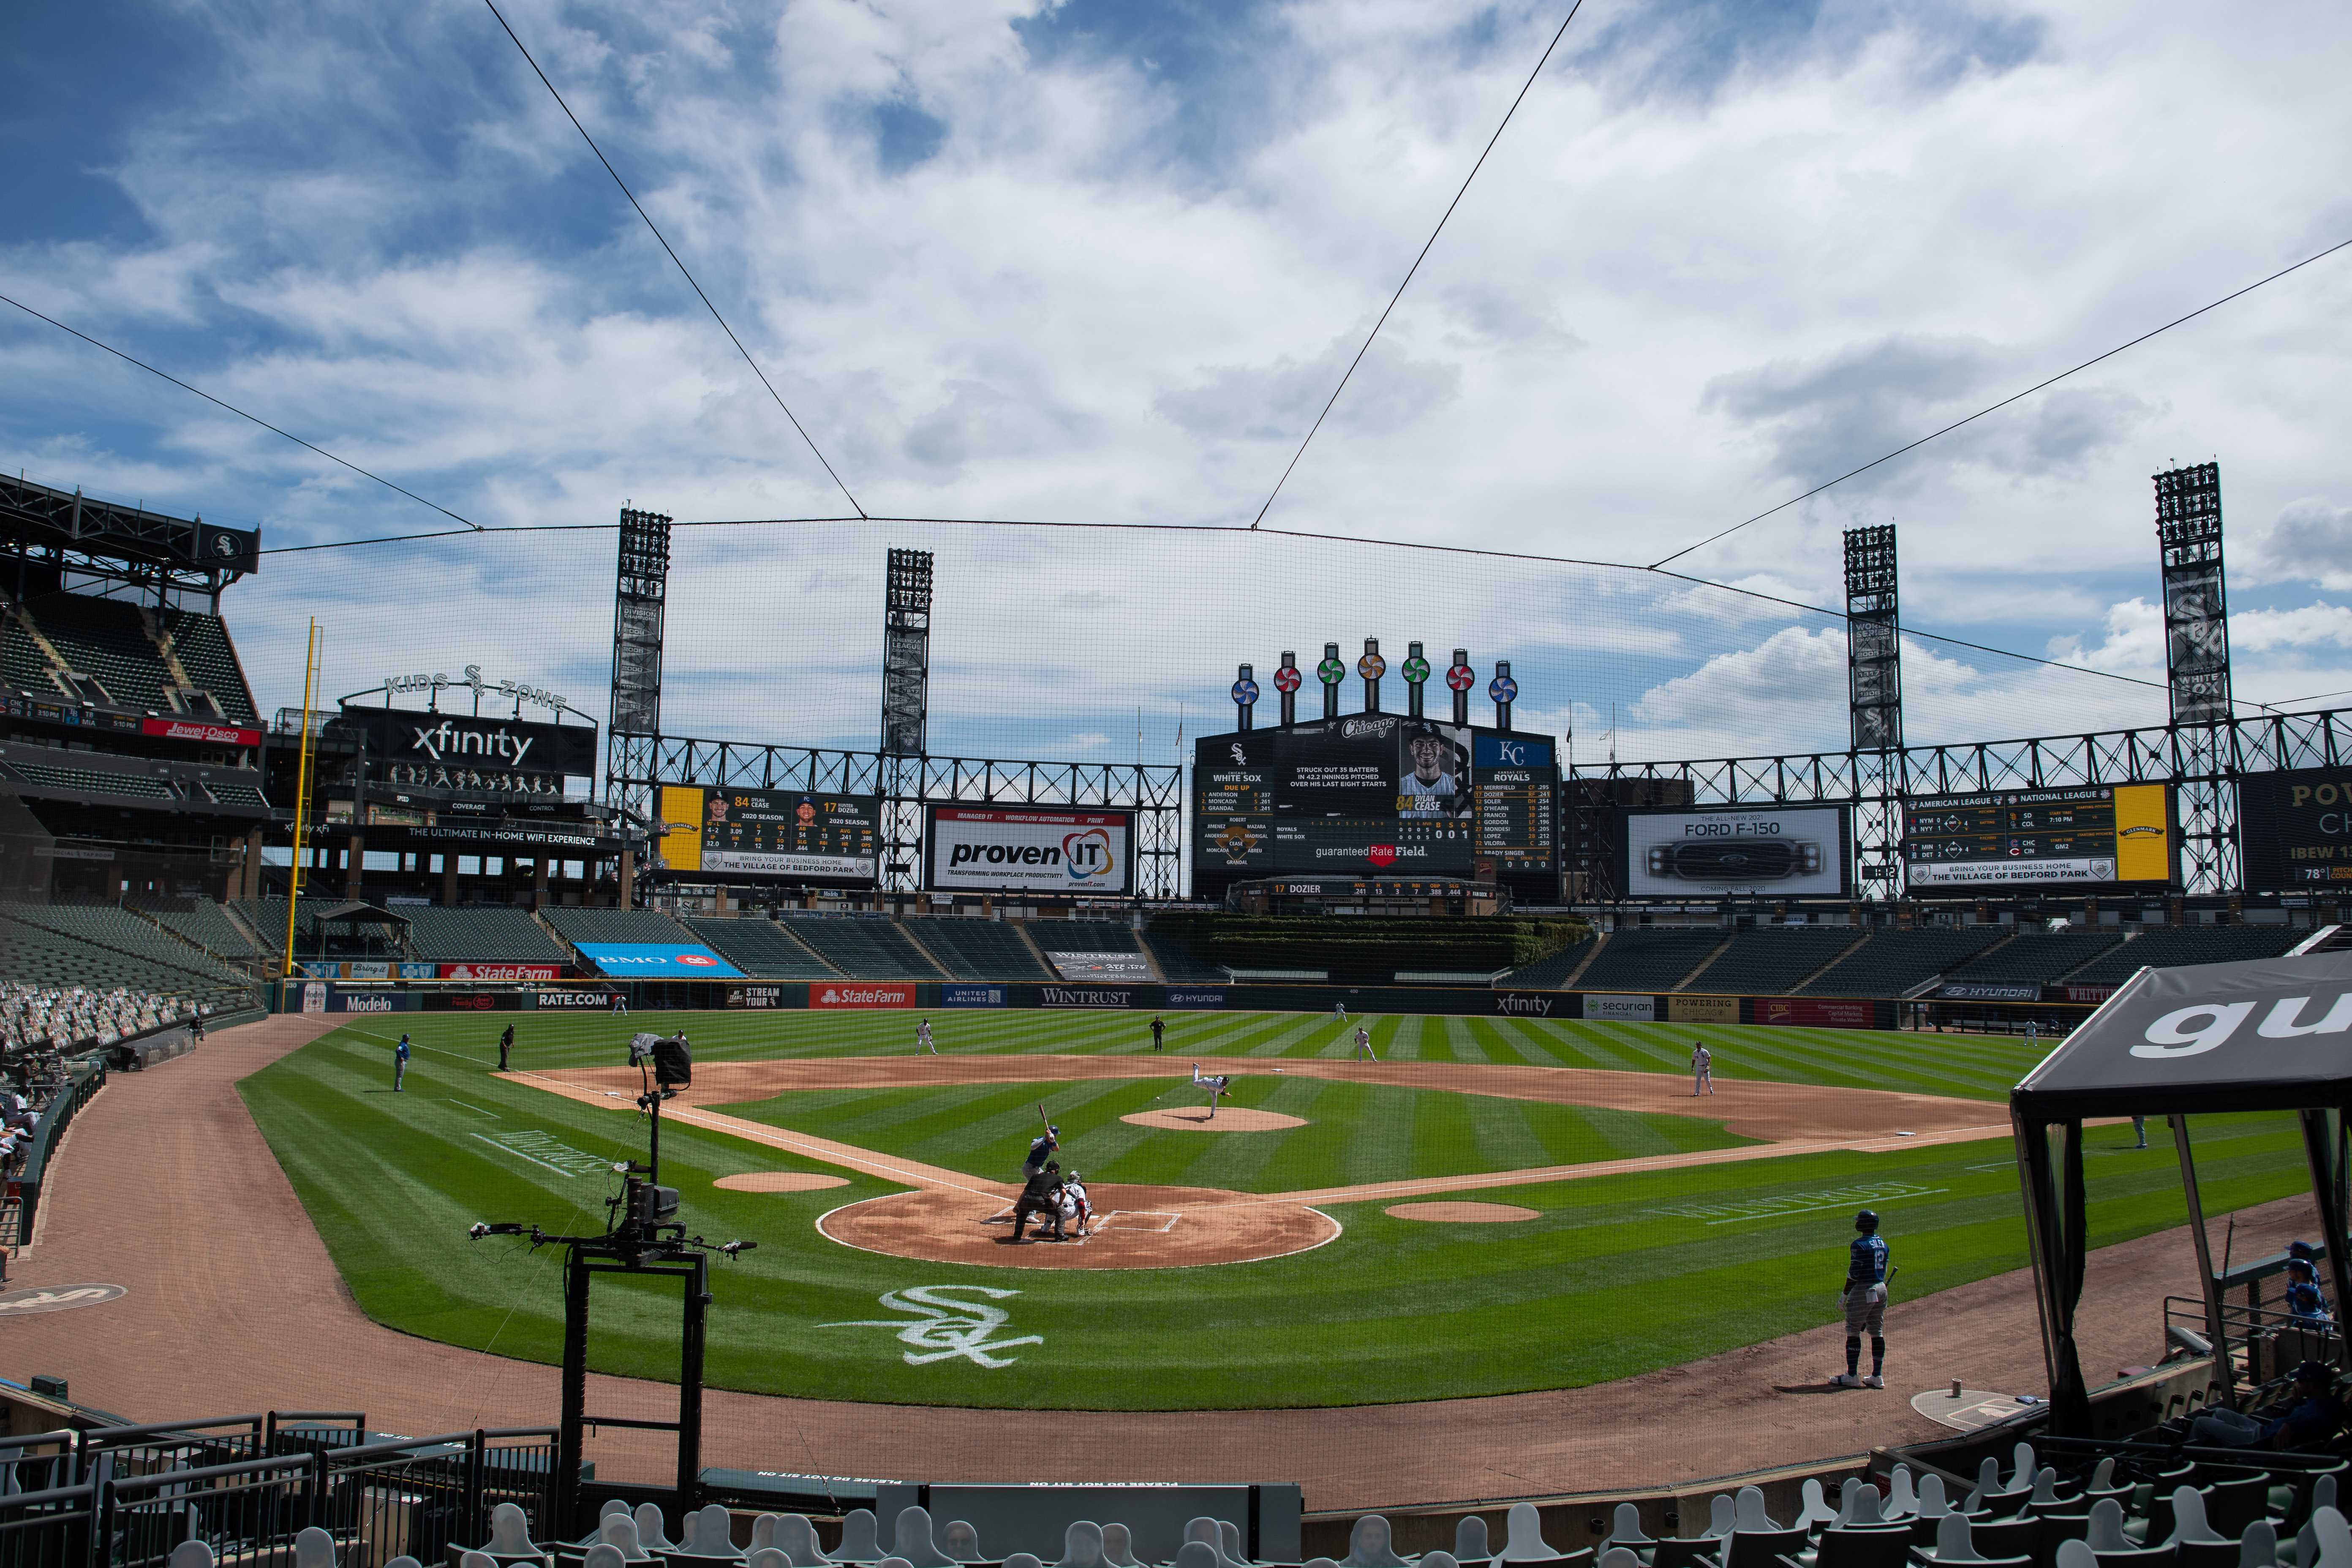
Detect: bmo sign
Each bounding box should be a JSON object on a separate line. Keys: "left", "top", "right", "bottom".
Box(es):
{"left": 572, "top": 942, "right": 745, "bottom": 979}
{"left": 925, "top": 807, "right": 1134, "bottom": 895}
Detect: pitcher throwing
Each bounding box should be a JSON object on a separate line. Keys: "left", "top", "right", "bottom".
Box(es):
{"left": 1191, "top": 1062, "right": 1232, "bottom": 1120}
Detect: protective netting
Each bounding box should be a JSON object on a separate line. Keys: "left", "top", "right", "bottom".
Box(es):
{"left": 231, "top": 519, "right": 2167, "bottom": 774}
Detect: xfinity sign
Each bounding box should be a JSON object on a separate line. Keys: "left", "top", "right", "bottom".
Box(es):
{"left": 926, "top": 807, "right": 1134, "bottom": 894}
{"left": 336, "top": 708, "right": 598, "bottom": 778}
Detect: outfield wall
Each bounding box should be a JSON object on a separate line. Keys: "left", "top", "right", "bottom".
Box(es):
{"left": 275, "top": 976, "right": 1912, "bottom": 1027}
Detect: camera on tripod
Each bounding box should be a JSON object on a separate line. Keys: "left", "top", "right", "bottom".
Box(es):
{"left": 627, "top": 1032, "right": 692, "bottom": 1102}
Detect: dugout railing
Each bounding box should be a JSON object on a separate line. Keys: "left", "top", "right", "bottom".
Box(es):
{"left": 0, "top": 1418, "right": 559, "bottom": 1568}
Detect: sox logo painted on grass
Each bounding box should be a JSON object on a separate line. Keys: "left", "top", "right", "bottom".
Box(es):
{"left": 820, "top": 1285, "right": 1042, "bottom": 1368}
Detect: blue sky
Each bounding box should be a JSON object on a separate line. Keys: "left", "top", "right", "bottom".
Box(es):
{"left": 3, "top": 0, "right": 2350, "bottom": 766}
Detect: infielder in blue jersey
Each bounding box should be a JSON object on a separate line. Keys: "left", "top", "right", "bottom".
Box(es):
{"left": 1833, "top": 1209, "right": 1889, "bottom": 1388}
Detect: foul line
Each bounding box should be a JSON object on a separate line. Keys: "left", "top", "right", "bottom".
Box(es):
{"left": 469, "top": 1132, "right": 576, "bottom": 1178}
{"left": 498, "top": 1067, "right": 1004, "bottom": 1200}
{"left": 1703, "top": 1189, "right": 1952, "bottom": 1226}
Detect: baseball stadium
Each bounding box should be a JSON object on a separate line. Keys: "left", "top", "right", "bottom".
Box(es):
{"left": 5, "top": 7, "right": 2352, "bottom": 1568}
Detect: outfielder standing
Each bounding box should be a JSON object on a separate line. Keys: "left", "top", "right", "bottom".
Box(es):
{"left": 1832, "top": 1209, "right": 1890, "bottom": 1388}
{"left": 394, "top": 1033, "right": 411, "bottom": 1092}
{"left": 917, "top": 1017, "right": 936, "bottom": 1055}
{"left": 1353, "top": 1024, "right": 1376, "bottom": 1061}
{"left": 1691, "top": 1042, "right": 1713, "bottom": 1095}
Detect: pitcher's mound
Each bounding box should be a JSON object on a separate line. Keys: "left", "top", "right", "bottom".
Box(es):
{"left": 819, "top": 1184, "right": 1340, "bottom": 1270}
{"left": 714, "top": 1171, "right": 849, "bottom": 1192}
{"left": 1121, "top": 1107, "right": 1306, "bottom": 1131}
{"left": 1386, "top": 1201, "right": 1541, "bottom": 1222}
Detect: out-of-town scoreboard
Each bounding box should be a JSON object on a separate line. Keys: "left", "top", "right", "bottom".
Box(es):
{"left": 1901, "top": 784, "right": 2177, "bottom": 890}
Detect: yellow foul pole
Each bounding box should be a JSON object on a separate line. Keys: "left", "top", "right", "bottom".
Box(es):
{"left": 281, "top": 620, "right": 320, "bottom": 978}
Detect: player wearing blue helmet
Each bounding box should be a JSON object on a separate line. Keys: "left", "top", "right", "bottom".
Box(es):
{"left": 1832, "top": 1209, "right": 1890, "bottom": 1388}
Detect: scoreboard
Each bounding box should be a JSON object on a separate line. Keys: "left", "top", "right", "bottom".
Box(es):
{"left": 1192, "top": 719, "right": 1556, "bottom": 903}
{"left": 659, "top": 784, "right": 879, "bottom": 884}
{"left": 1901, "top": 784, "right": 2175, "bottom": 890}
{"left": 1473, "top": 733, "right": 1555, "bottom": 879}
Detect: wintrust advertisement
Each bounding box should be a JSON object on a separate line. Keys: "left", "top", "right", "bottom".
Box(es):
{"left": 926, "top": 808, "right": 1134, "bottom": 894}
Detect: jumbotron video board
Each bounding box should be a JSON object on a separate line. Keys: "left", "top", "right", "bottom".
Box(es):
{"left": 658, "top": 784, "right": 880, "bottom": 885}
{"left": 2238, "top": 769, "right": 2352, "bottom": 893}
{"left": 1900, "top": 784, "right": 2177, "bottom": 890}
{"left": 1192, "top": 718, "right": 1557, "bottom": 902}
{"left": 1614, "top": 805, "right": 1853, "bottom": 898}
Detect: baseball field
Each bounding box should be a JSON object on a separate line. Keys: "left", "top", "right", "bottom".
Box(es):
{"left": 237, "top": 1007, "right": 2311, "bottom": 1411}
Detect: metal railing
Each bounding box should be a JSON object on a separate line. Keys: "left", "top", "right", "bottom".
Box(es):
{"left": 0, "top": 1417, "right": 563, "bottom": 1568}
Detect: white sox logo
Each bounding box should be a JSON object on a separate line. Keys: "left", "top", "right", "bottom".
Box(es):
{"left": 820, "top": 1285, "right": 1041, "bottom": 1367}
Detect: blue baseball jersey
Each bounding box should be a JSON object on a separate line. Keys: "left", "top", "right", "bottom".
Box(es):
{"left": 1848, "top": 1233, "right": 1888, "bottom": 1285}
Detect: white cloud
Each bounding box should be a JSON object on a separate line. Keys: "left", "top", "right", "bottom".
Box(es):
{"left": 1, "top": 0, "right": 2349, "bottom": 776}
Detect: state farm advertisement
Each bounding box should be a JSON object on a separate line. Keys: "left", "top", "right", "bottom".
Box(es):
{"left": 810, "top": 983, "right": 915, "bottom": 1009}
{"left": 439, "top": 963, "right": 564, "bottom": 981}
{"left": 925, "top": 808, "right": 1134, "bottom": 894}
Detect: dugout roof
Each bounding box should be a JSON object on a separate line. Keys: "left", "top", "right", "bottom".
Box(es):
{"left": 2013, "top": 950, "right": 2352, "bottom": 1118}
{"left": 2009, "top": 950, "right": 2352, "bottom": 1439}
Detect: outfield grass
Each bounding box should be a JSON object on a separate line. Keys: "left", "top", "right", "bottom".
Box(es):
{"left": 415, "top": 1005, "right": 2046, "bottom": 1101}
{"left": 719, "top": 1075, "right": 1758, "bottom": 1192}
{"left": 236, "top": 1010, "right": 2299, "bottom": 1410}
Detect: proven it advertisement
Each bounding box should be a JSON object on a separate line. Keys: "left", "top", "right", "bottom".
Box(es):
{"left": 925, "top": 808, "right": 1133, "bottom": 894}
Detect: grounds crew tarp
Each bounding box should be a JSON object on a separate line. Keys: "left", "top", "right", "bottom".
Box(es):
{"left": 2010, "top": 951, "right": 2352, "bottom": 1435}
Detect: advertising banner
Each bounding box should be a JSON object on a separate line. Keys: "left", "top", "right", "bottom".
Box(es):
{"left": 1040, "top": 985, "right": 1138, "bottom": 1008}
{"left": 1622, "top": 806, "right": 1850, "bottom": 897}
{"left": 1756, "top": 997, "right": 1876, "bottom": 1028}
{"left": 1493, "top": 991, "right": 1568, "bottom": 1019}
{"left": 142, "top": 717, "right": 262, "bottom": 748}
{"left": 440, "top": 962, "right": 565, "bottom": 981}
{"left": 2238, "top": 769, "right": 2352, "bottom": 892}
{"left": 1937, "top": 982, "right": 2040, "bottom": 1002}
{"left": 1164, "top": 987, "right": 1226, "bottom": 1008}
{"left": 811, "top": 983, "right": 916, "bottom": 1009}
{"left": 1585, "top": 994, "right": 1658, "bottom": 1021}
{"left": 573, "top": 941, "right": 744, "bottom": 979}
{"left": 1045, "top": 952, "right": 1153, "bottom": 981}
{"left": 329, "top": 990, "right": 400, "bottom": 1014}
{"left": 725, "top": 985, "right": 792, "bottom": 1009}
{"left": 531, "top": 989, "right": 620, "bottom": 1010}
{"left": 926, "top": 808, "right": 1134, "bottom": 895}
{"left": 300, "top": 983, "right": 326, "bottom": 1013}
{"left": 1668, "top": 994, "right": 1742, "bottom": 1024}
{"left": 942, "top": 983, "right": 1010, "bottom": 1007}
{"left": 334, "top": 708, "right": 598, "bottom": 777}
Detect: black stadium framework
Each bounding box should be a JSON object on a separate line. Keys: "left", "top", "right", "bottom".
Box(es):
{"left": 1192, "top": 719, "right": 1557, "bottom": 905}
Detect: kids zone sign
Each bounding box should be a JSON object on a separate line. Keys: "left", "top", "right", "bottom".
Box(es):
{"left": 573, "top": 942, "right": 744, "bottom": 979}
{"left": 925, "top": 808, "right": 1134, "bottom": 894}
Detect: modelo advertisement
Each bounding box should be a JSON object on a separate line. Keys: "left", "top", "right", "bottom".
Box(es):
{"left": 1620, "top": 805, "right": 1851, "bottom": 897}
{"left": 926, "top": 807, "right": 1134, "bottom": 894}
{"left": 2238, "top": 769, "right": 2352, "bottom": 893}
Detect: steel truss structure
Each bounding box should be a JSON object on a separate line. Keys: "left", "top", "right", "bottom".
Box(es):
{"left": 609, "top": 732, "right": 1184, "bottom": 898}
{"left": 1569, "top": 705, "right": 2352, "bottom": 901}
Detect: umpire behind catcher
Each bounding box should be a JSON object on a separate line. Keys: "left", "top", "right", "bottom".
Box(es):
{"left": 1013, "top": 1161, "right": 1067, "bottom": 1243}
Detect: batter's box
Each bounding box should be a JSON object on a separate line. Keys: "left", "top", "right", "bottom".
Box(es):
{"left": 983, "top": 1203, "right": 1017, "bottom": 1226}
{"left": 1102, "top": 1210, "right": 1181, "bottom": 1233}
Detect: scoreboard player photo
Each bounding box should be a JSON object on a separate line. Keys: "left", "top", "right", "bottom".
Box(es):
{"left": 1396, "top": 721, "right": 1472, "bottom": 820}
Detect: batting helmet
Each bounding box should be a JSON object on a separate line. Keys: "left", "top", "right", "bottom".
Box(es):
{"left": 1855, "top": 1210, "right": 1879, "bottom": 1233}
